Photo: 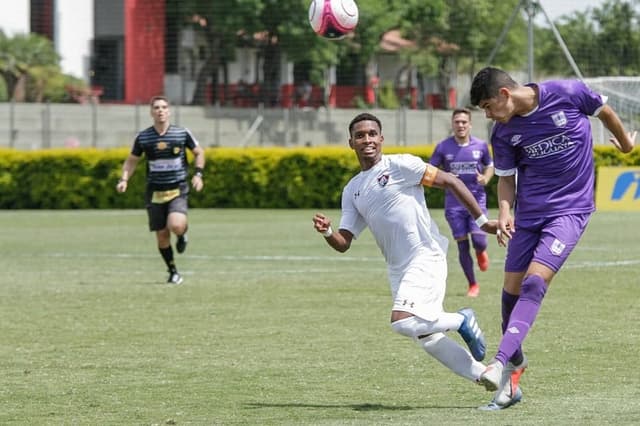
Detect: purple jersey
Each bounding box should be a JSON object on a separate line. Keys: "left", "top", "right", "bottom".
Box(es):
{"left": 430, "top": 136, "right": 493, "bottom": 210}
{"left": 491, "top": 80, "right": 605, "bottom": 220}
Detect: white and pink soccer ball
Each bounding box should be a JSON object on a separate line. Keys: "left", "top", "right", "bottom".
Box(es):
{"left": 308, "top": 0, "right": 359, "bottom": 40}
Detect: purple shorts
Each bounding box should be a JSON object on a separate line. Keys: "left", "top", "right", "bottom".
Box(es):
{"left": 504, "top": 213, "right": 592, "bottom": 273}
{"left": 445, "top": 208, "right": 487, "bottom": 240}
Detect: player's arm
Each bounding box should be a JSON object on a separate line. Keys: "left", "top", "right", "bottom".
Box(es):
{"left": 312, "top": 213, "right": 354, "bottom": 252}
{"left": 116, "top": 153, "right": 142, "bottom": 193}
{"left": 190, "top": 145, "right": 205, "bottom": 191}
{"left": 421, "top": 163, "right": 497, "bottom": 234}
{"left": 597, "top": 104, "right": 637, "bottom": 153}
{"left": 477, "top": 165, "right": 494, "bottom": 186}
{"left": 496, "top": 174, "right": 516, "bottom": 242}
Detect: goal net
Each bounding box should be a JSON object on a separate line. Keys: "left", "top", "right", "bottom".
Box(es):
{"left": 584, "top": 77, "right": 640, "bottom": 143}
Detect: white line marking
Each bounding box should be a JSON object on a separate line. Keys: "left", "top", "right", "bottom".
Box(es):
{"left": 26, "top": 253, "right": 640, "bottom": 269}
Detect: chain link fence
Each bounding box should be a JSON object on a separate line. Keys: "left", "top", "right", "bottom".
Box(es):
{"left": 1, "top": 100, "right": 628, "bottom": 151}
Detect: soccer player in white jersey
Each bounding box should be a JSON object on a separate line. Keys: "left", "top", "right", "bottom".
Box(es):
{"left": 116, "top": 96, "right": 205, "bottom": 285}
{"left": 313, "top": 113, "right": 499, "bottom": 389}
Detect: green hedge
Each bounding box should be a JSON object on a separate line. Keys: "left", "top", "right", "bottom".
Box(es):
{"left": 0, "top": 145, "right": 638, "bottom": 209}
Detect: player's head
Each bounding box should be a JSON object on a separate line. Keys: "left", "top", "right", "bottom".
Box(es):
{"left": 349, "top": 113, "right": 381, "bottom": 137}
{"left": 149, "top": 95, "right": 170, "bottom": 123}
{"left": 348, "top": 113, "right": 384, "bottom": 169}
{"left": 149, "top": 95, "right": 170, "bottom": 107}
{"left": 470, "top": 67, "right": 518, "bottom": 105}
{"left": 451, "top": 108, "right": 472, "bottom": 142}
{"left": 470, "top": 67, "right": 519, "bottom": 123}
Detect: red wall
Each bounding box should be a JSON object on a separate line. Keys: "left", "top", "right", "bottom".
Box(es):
{"left": 124, "top": 0, "right": 165, "bottom": 103}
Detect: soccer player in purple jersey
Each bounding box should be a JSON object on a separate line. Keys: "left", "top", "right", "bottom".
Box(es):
{"left": 430, "top": 108, "right": 494, "bottom": 298}
{"left": 470, "top": 67, "right": 636, "bottom": 410}
{"left": 116, "top": 96, "right": 206, "bottom": 285}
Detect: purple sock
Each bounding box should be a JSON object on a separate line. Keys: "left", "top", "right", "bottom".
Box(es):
{"left": 501, "top": 289, "right": 524, "bottom": 364}
{"left": 495, "top": 275, "right": 547, "bottom": 366}
{"left": 457, "top": 240, "right": 476, "bottom": 285}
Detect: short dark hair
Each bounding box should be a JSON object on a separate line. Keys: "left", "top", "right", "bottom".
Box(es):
{"left": 149, "top": 95, "right": 170, "bottom": 107}
{"left": 348, "top": 113, "right": 382, "bottom": 136}
{"left": 470, "top": 67, "right": 518, "bottom": 106}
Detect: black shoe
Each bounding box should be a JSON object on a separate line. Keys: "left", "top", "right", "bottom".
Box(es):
{"left": 167, "top": 271, "right": 183, "bottom": 285}
{"left": 176, "top": 234, "right": 188, "bottom": 254}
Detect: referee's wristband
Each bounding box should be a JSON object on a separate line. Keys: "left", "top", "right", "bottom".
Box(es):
{"left": 474, "top": 214, "right": 489, "bottom": 228}
{"left": 322, "top": 226, "right": 333, "bottom": 238}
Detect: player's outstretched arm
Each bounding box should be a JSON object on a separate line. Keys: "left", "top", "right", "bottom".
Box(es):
{"left": 312, "top": 213, "right": 353, "bottom": 252}
{"left": 597, "top": 105, "right": 636, "bottom": 153}
{"left": 422, "top": 164, "right": 497, "bottom": 235}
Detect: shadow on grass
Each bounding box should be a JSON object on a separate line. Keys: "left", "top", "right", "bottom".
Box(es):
{"left": 244, "top": 402, "right": 475, "bottom": 411}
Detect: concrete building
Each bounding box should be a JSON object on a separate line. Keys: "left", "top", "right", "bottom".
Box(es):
{"left": 1, "top": 1, "right": 456, "bottom": 109}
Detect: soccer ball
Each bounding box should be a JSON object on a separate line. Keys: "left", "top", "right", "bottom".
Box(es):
{"left": 308, "top": 0, "right": 359, "bottom": 40}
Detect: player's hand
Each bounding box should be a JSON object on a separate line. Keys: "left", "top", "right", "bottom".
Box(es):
{"left": 476, "top": 171, "right": 487, "bottom": 186}
{"left": 496, "top": 212, "right": 514, "bottom": 247}
{"left": 609, "top": 130, "right": 637, "bottom": 152}
{"left": 480, "top": 219, "right": 499, "bottom": 235}
{"left": 312, "top": 213, "right": 332, "bottom": 234}
{"left": 116, "top": 180, "right": 128, "bottom": 193}
{"left": 496, "top": 227, "right": 511, "bottom": 247}
{"left": 191, "top": 175, "right": 204, "bottom": 191}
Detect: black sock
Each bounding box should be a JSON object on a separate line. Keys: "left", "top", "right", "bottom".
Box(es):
{"left": 159, "top": 246, "right": 177, "bottom": 273}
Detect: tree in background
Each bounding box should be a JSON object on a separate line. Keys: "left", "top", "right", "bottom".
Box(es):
{"left": 0, "top": 31, "right": 62, "bottom": 102}
{"left": 390, "top": 0, "right": 527, "bottom": 108}
{"left": 590, "top": 0, "right": 640, "bottom": 76}
{"left": 444, "top": 0, "right": 527, "bottom": 81}
{"left": 170, "top": 0, "right": 263, "bottom": 105}
{"left": 533, "top": 0, "right": 639, "bottom": 78}
{"left": 171, "top": 0, "right": 614, "bottom": 109}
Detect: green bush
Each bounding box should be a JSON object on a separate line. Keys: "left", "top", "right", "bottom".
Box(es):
{"left": 0, "top": 146, "right": 637, "bottom": 209}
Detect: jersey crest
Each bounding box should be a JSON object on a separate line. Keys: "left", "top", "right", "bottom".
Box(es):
{"left": 552, "top": 111, "right": 567, "bottom": 127}
{"left": 377, "top": 173, "right": 390, "bottom": 187}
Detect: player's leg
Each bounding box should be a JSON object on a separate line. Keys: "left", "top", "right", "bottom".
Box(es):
{"left": 479, "top": 223, "right": 538, "bottom": 391}
{"left": 389, "top": 259, "right": 486, "bottom": 370}
{"left": 156, "top": 227, "right": 182, "bottom": 282}
{"left": 456, "top": 238, "right": 479, "bottom": 296}
{"left": 446, "top": 209, "right": 478, "bottom": 296}
{"left": 469, "top": 203, "right": 490, "bottom": 272}
{"left": 167, "top": 190, "right": 189, "bottom": 254}
{"left": 167, "top": 211, "right": 187, "bottom": 246}
{"left": 471, "top": 231, "right": 489, "bottom": 272}
{"left": 147, "top": 201, "right": 182, "bottom": 284}
{"left": 481, "top": 213, "right": 592, "bottom": 391}
{"left": 418, "top": 333, "right": 486, "bottom": 382}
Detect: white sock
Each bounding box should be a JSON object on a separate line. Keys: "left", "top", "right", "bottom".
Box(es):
{"left": 390, "top": 314, "right": 463, "bottom": 339}
{"left": 418, "top": 333, "right": 486, "bottom": 382}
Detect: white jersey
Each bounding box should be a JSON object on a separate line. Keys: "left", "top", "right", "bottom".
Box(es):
{"left": 339, "top": 154, "right": 449, "bottom": 275}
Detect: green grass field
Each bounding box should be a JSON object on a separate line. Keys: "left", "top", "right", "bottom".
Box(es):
{"left": 1, "top": 209, "right": 639, "bottom": 425}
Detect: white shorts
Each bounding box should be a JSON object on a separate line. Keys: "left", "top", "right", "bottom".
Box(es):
{"left": 389, "top": 257, "right": 447, "bottom": 321}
